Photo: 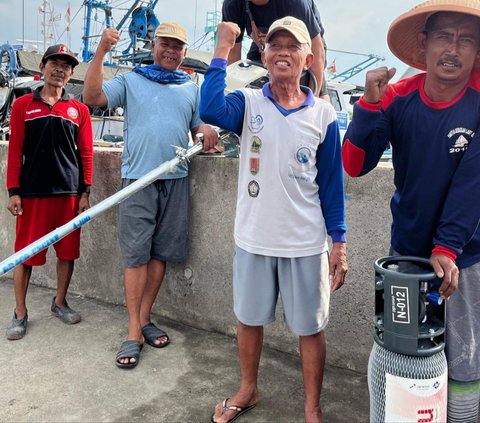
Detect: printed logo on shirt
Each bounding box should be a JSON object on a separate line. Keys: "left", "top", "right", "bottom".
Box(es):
{"left": 67, "top": 107, "right": 79, "bottom": 119}
{"left": 448, "top": 127, "right": 474, "bottom": 154}
{"left": 248, "top": 114, "right": 264, "bottom": 133}
{"left": 248, "top": 180, "right": 260, "bottom": 197}
{"left": 290, "top": 143, "right": 316, "bottom": 171}
{"left": 26, "top": 109, "right": 42, "bottom": 115}
{"left": 250, "top": 136, "right": 262, "bottom": 153}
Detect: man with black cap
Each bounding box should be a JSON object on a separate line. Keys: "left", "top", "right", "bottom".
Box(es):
{"left": 6, "top": 44, "right": 93, "bottom": 340}
{"left": 342, "top": 1, "right": 480, "bottom": 421}
{"left": 201, "top": 16, "right": 347, "bottom": 423}
{"left": 83, "top": 24, "right": 218, "bottom": 369}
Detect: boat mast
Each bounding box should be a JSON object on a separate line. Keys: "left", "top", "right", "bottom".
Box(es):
{"left": 82, "top": 0, "right": 113, "bottom": 62}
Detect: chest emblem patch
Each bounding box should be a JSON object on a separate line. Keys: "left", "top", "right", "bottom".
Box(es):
{"left": 248, "top": 114, "right": 264, "bottom": 133}
{"left": 248, "top": 180, "right": 260, "bottom": 198}
{"left": 67, "top": 107, "right": 79, "bottom": 119}
{"left": 448, "top": 127, "right": 474, "bottom": 154}
{"left": 250, "top": 136, "right": 262, "bottom": 153}
{"left": 249, "top": 158, "right": 260, "bottom": 175}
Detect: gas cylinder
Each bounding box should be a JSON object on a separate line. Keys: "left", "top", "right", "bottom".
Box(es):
{"left": 368, "top": 256, "right": 448, "bottom": 423}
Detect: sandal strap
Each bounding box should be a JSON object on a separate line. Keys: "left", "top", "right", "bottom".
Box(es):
{"left": 142, "top": 323, "right": 168, "bottom": 340}
{"left": 116, "top": 340, "right": 142, "bottom": 359}
{"left": 222, "top": 398, "right": 245, "bottom": 413}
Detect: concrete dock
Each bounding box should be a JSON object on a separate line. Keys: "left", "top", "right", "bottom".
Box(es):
{"left": 0, "top": 279, "right": 369, "bottom": 423}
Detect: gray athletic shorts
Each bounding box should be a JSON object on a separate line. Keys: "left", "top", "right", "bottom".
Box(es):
{"left": 391, "top": 249, "right": 480, "bottom": 382}
{"left": 233, "top": 245, "right": 330, "bottom": 336}
{"left": 446, "top": 262, "right": 480, "bottom": 382}
{"left": 118, "top": 177, "right": 189, "bottom": 268}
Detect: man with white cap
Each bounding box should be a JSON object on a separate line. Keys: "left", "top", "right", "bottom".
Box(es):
{"left": 221, "top": 0, "right": 328, "bottom": 98}
{"left": 83, "top": 24, "right": 217, "bottom": 369}
{"left": 200, "top": 16, "right": 347, "bottom": 423}
{"left": 342, "top": 1, "right": 480, "bottom": 421}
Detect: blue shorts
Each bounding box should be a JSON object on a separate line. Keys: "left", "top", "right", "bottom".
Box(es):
{"left": 233, "top": 245, "right": 330, "bottom": 336}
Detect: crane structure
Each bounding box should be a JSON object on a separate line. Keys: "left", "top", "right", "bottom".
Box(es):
{"left": 82, "top": 0, "right": 159, "bottom": 65}
{"left": 328, "top": 48, "right": 384, "bottom": 82}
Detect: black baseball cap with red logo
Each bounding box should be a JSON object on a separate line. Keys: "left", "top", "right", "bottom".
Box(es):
{"left": 41, "top": 44, "right": 79, "bottom": 68}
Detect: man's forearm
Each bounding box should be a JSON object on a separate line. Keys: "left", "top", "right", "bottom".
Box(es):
{"left": 227, "top": 43, "right": 242, "bottom": 64}
{"left": 83, "top": 50, "right": 108, "bottom": 107}
{"left": 310, "top": 35, "right": 325, "bottom": 96}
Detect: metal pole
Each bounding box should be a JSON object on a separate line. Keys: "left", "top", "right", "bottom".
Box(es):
{"left": 43, "top": 0, "right": 47, "bottom": 50}
{"left": 22, "top": 0, "right": 25, "bottom": 46}
{"left": 0, "top": 141, "right": 204, "bottom": 276}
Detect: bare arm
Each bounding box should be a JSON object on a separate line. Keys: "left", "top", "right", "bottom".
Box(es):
{"left": 430, "top": 254, "right": 459, "bottom": 299}
{"left": 329, "top": 242, "right": 348, "bottom": 291}
{"left": 78, "top": 192, "right": 90, "bottom": 213}
{"left": 191, "top": 124, "right": 219, "bottom": 152}
{"left": 227, "top": 42, "right": 242, "bottom": 64}
{"left": 7, "top": 195, "right": 22, "bottom": 216}
{"left": 363, "top": 67, "right": 397, "bottom": 103}
{"left": 309, "top": 34, "right": 325, "bottom": 97}
{"left": 83, "top": 28, "right": 120, "bottom": 107}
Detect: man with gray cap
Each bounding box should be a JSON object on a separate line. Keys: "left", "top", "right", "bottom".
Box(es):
{"left": 83, "top": 23, "right": 217, "bottom": 369}
{"left": 6, "top": 44, "right": 93, "bottom": 339}
{"left": 200, "top": 16, "right": 347, "bottom": 423}
{"left": 342, "top": 1, "right": 480, "bottom": 421}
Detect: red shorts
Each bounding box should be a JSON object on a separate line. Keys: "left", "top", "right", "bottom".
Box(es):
{"left": 15, "top": 196, "right": 81, "bottom": 266}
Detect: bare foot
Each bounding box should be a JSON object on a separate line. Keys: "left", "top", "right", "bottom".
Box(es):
{"left": 150, "top": 335, "right": 168, "bottom": 347}
{"left": 305, "top": 406, "right": 322, "bottom": 423}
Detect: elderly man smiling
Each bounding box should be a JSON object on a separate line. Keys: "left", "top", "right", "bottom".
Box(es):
{"left": 200, "top": 16, "right": 347, "bottom": 423}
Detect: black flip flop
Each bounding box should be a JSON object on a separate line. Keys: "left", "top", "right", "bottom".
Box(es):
{"left": 211, "top": 398, "right": 257, "bottom": 423}
{"left": 141, "top": 322, "right": 170, "bottom": 348}
{"left": 115, "top": 340, "right": 143, "bottom": 369}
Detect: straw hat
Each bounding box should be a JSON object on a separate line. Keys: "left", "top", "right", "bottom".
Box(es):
{"left": 387, "top": 0, "right": 480, "bottom": 70}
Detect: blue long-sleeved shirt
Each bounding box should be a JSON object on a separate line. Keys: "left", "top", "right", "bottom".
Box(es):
{"left": 342, "top": 72, "right": 480, "bottom": 268}
{"left": 200, "top": 58, "right": 346, "bottom": 244}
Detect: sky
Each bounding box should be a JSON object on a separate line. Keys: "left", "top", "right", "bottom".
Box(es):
{"left": 1, "top": 0, "right": 420, "bottom": 86}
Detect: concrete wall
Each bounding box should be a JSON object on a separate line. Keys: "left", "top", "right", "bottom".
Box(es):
{"left": 0, "top": 142, "right": 394, "bottom": 373}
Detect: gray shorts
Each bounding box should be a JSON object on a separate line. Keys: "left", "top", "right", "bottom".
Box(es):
{"left": 446, "top": 262, "right": 480, "bottom": 382}
{"left": 390, "top": 249, "right": 480, "bottom": 382}
{"left": 118, "top": 177, "right": 189, "bottom": 267}
{"left": 233, "top": 245, "right": 330, "bottom": 336}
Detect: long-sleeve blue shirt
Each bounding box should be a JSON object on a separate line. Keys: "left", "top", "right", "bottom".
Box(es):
{"left": 342, "top": 73, "right": 480, "bottom": 268}
{"left": 200, "top": 58, "right": 346, "bottom": 243}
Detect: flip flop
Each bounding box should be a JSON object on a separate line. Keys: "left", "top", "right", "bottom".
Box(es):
{"left": 141, "top": 322, "right": 170, "bottom": 348}
{"left": 115, "top": 340, "right": 143, "bottom": 369}
{"left": 211, "top": 398, "right": 257, "bottom": 423}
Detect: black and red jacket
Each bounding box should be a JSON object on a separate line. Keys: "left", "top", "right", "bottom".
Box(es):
{"left": 7, "top": 87, "right": 93, "bottom": 197}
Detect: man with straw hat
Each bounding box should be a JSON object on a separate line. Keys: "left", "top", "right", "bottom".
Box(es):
{"left": 342, "top": 1, "right": 480, "bottom": 421}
